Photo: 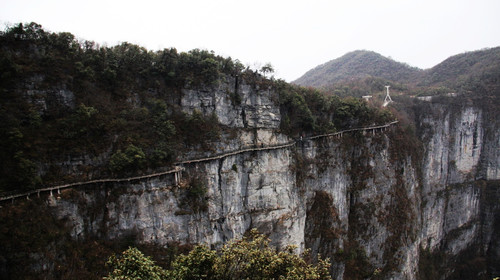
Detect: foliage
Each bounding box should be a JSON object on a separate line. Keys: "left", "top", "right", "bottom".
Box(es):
{"left": 177, "top": 110, "right": 221, "bottom": 148}
{"left": 105, "top": 247, "right": 167, "bottom": 280}
{"left": 0, "top": 124, "right": 41, "bottom": 191}
{"left": 417, "top": 47, "right": 500, "bottom": 90}
{"left": 109, "top": 144, "right": 146, "bottom": 174}
{"left": 417, "top": 247, "right": 446, "bottom": 280}
{"left": 167, "top": 245, "right": 217, "bottom": 279}
{"left": 178, "top": 176, "right": 208, "bottom": 214}
{"left": 104, "top": 230, "right": 331, "bottom": 279}
{"left": 324, "top": 76, "right": 409, "bottom": 98}
{"left": 260, "top": 63, "right": 274, "bottom": 77}
{"left": 163, "top": 229, "right": 331, "bottom": 279}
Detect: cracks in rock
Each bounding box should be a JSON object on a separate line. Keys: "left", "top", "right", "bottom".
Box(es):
{"left": 217, "top": 158, "right": 224, "bottom": 214}
{"left": 216, "top": 158, "right": 228, "bottom": 242}
{"left": 241, "top": 107, "right": 248, "bottom": 128}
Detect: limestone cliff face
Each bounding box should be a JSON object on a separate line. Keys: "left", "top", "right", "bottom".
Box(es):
{"left": 46, "top": 86, "right": 500, "bottom": 279}
{"left": 414, "top": 99, "right": 500, "bottom": 279}
{"left": 181, "top": 77, "right": 280, "bottom": 129}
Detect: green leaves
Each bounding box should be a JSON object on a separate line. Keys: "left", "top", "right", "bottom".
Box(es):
{"left": 167, "top": 229, "right": 331, "bottom": 280}
{"left": 168, "top": 246, "right": 217, "bottom": 279}
{"left": 106, "top": 230, "right": 332, "bottom": 279}
{"left": 105, "top": 247, "right": 167, "bottom": 280}
{"left": 109, "top": 144, "right": 146, "bottom": 174}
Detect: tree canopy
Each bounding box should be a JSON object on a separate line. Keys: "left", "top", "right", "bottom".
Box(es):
{"left": 105, "top": 230, "right": 331, "bottom": 280}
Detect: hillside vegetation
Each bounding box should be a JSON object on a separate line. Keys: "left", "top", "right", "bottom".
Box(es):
{"left": 293, "top": 50, "right": 422, "bottom": 88}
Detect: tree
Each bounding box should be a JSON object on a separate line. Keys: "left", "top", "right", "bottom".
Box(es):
{"left": 260, "top": 63, "right": 274, "bottom": 77}
{"left": 167, "top": 245, "right": 217, "bottom": 279}
{"left": 104, "top": 247, "right": 167, "bottom": 280}
{"left": 167, "top": 229, "right": 331, "bottom": 280}
{"left": 109, "top": 144, "right": 146, "bottom": 173}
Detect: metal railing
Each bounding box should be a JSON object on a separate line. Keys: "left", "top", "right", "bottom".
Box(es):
{"left": 0, "top": 121, "right": 398, "bottom": 203}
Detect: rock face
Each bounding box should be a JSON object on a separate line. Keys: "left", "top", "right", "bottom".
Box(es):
{"left": 181, "top": 77, "right": 280, "bottom": 129}
{"left": 44, "top": 85, "right": 500, "bottom": 279}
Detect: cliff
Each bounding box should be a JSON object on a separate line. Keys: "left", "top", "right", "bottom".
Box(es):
{"left": 3, "top": 82, "right": 497, "bottom": 279}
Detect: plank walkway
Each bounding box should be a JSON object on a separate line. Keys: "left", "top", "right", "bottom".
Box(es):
{"left": 0, "top": 121, "right": 398, "bottom": 203}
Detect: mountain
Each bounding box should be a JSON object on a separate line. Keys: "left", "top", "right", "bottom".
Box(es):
{"left": 293, "top": 50, "right": 422, "bottom": 88}
{"left": 294, "top": 48, "right": 500, "bottom": 96}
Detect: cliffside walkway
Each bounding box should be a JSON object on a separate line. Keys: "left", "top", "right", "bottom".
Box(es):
{"left": 0, "top": 121, "right": 398, "bottom": 203}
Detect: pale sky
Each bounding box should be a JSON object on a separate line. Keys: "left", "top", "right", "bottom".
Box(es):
{"left": 1, "top": 0, "right": 500, "bottom": 81}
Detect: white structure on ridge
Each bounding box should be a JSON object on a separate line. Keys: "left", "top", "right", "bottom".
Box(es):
{"left": 383, "top": 85, "right": 393, "bottom": 107}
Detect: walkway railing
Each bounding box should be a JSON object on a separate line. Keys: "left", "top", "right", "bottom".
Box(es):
{"left": 0, "top": 121, "right": 398, "bottom": 203}
{"left": 0, "top": 166, "right": 185, "bottom": 203}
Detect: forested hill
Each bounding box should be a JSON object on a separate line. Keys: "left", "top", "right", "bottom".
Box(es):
{"left": 293, "top": 48, "right": 500, "bottom": 96}
{"left": 293, "top": 50, "right": 422, "bottom": 88}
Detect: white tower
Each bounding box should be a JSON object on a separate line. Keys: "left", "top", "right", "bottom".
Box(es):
{"left": 383, "top": 85, "right": 393, "bottom": 107}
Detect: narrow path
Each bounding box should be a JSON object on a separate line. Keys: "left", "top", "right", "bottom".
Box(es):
{"left": 0, "top": 121, "right": 398, "bottom": 203}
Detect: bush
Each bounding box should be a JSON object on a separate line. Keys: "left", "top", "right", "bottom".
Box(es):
{"left": 109, "top": 144, "right": 146, "bottom": 173}
{"left": 104, "top": 247, "right": 167, "bottom": 280}
{"left": 179, "top": 176, "right": 208, "bottom": 214}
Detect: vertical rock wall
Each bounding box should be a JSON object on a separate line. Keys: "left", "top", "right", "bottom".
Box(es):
{"left": 39, "top": 92, "right": 500, "bottom": 279}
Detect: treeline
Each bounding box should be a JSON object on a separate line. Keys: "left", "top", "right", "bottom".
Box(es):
{"left": 0, "top": 23, "right": 244, "bottom": 88}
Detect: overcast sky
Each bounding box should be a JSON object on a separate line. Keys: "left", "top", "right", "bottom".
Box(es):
{"left": 2, "top": 0, "right": 500, "bottom": 81}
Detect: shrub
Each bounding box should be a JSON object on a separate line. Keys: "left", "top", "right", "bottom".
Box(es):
{"left": 179, "top": 176, "right": 208, "bottom": 214}
{"left": 109, "top": 144, "right": 146, "bottom": 173}
{"left": 104, "top": 247, "right": 167, "bottom": 280}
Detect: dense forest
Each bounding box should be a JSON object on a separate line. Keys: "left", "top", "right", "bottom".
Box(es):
{"left": 0, "top": 22, "right": 393, "bottom": 194}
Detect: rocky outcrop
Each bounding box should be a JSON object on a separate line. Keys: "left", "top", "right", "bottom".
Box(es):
{"left": 181, "top": 77, "right": 280, "bottom": 129}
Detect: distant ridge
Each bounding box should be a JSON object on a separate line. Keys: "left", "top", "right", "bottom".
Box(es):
{"left": 293, "top": 50, "right": 422, "bottom": 88}
{"left": 417, "top": 46, "right": 500, "bottom": 89}
{"left": 293, "top": 48, "right": 500, "bottom": 94}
